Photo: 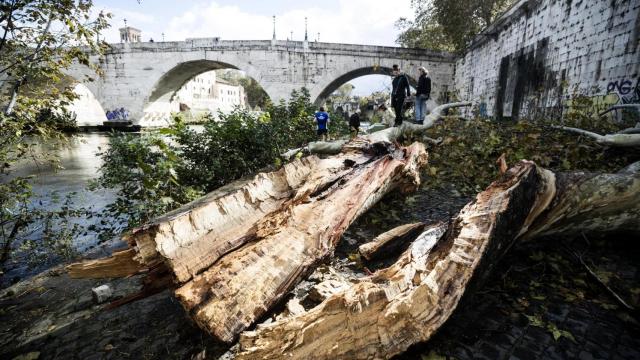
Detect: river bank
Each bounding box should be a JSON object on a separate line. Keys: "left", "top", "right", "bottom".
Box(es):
{"left": 1, "top": 182, "right": 638, "bottom": 360}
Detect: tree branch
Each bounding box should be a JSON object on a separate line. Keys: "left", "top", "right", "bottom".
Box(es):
{"left": 553, "top": 125, "right": 640, "bottom": 148}
{"left": 282, "top": 101, "right": 472, "bottom": 158}
{"left": 4, "top": 13, "right": 53, "bottom": 115}
{"left": 0, "top": 0, "right": 15, "bottom": 55}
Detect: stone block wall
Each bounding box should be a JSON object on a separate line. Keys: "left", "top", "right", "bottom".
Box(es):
{"left": 454, "top": 0, "right": 640, "bottom": 119}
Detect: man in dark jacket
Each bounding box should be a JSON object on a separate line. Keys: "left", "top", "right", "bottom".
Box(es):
{"left": 349, "top": 109, "right": 361, "bottom": 138}
{"left": 414, "top": 66, "right": 431, "bottom": 124}
{"left": 391, "top": 64, "right": 411, "bottom": 126}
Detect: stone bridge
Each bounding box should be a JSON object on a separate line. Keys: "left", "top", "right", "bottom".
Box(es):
{"left": 66, "top": 39, "right": 456, "bottom": 125}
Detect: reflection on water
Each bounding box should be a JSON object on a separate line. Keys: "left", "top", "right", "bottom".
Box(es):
{"left": 3, "top": 126, "right": 206, "bottom": 286}
{"left": 3, "top": 133, "right": 123, "bottom": 286}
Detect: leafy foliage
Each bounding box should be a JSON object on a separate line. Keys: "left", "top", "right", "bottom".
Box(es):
{"left": 396, "top": 0, "right": 514, "bottom": 52}
{"left": 92, "top": 89, "right": 328, "bottom": 235}
{"left": 0, "top": 0, "right": 110, "bottom": 269}
{"left": 422, "top": 113, "right": 640, "bottom": 194}
{"left": 88, "top": 133, "right": 202, "bottom": 238}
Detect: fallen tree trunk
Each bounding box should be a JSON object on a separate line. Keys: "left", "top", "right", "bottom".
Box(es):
{"left": 283, "top": 102, "right": 472, "bottom": 158}
{"left": 236, "top": 161, "right": 639, "bottom": 359}
{"left": 174, "top": 143, "right": 426, "bottom": 343}
{"left": 68, "top": 141, "right": 428, "bottom": 344}
{"left": 65, "top": 96, "right": 638, "bottom": 357}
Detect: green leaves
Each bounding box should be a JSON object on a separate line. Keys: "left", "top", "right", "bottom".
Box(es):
{"left": 93, "top": 90, "right": 319, "bottom": 238}
{"left": 422, "top": 113, "right": 639, "bottom": 195}
{"left": 396, "top": 0, "right": 514, "bottom": 52}
{"left": 525, "top": 314, "right": 576, "bottom": 343}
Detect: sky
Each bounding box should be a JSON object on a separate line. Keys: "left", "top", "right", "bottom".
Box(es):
{"left": 93, "top": 0, "right": 415, "bottom": 96}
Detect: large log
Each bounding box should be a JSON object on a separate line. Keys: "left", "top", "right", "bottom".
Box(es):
{"left": 174, "top": 143, "right": 427, "bottom": 343}
{"left": 237, "top": 161, "right": 553, "bottom": 359}
{"left": 236, "top": 161, "right": 640, "bottom": 359}
{"left": 522, "top": 161, "right": 640, "bottom": 240}
{"left": 67, "top": 141, "right": 428, "bottom": 344}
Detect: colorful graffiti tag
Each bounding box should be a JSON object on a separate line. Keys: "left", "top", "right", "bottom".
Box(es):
{"left": 566, "top": 78, "right": 639, "bottom": 118}
{"left": 105, "top": 108, "right": 130, "bottom": 121}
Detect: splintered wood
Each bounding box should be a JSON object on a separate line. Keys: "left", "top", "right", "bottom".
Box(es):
{"left": 67, "top": 133, "right": 639, "bottom": 359}
{"left": 68, "top": 142, "right": 428, "bottom": 344}
{"left": 236, "top": 161, "right": 640, "bottom": 359}
{"left": 358, "top": 222, "right": 426, "bottom": 261}
{"left": 236, "top": 161, "right": 552, "bottom": 359}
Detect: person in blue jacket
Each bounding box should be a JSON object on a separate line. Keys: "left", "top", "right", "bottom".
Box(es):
{"left": 314, "top": 107, "right": 331, "bottom": 141}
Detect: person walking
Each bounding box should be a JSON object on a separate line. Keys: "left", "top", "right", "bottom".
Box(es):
{"left": 414, "top": 66, "right": 431, "bottom": 125}
{"left": 314, "top": 106, "right": 330, "bottom": 141}
{"left": 391, "top": 64, "right": 411, "bottom": 127}
{"left": 349, "top": 109, "right": 361, "bottom": 138}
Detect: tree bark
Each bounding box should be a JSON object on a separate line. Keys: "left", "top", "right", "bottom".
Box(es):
{"left": 67, "top": 142, "right": 428, "bottom": 344}
{"left": 236, "top": 161, "right": 639, "bottom": 359}
{"left": 554, "top": 125, "right": 640, "bottom": 147}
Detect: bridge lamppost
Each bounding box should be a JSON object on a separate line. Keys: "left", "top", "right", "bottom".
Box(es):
{"left": 123, "top": 18, "right": 128, "bottom": 42}
{"left": 290, "top": 31, "right": 293, "bottom": 41}
{"left": 162, "top": 32, "right": 165, "bottom": 42}
{"left": 272, "top": 15, "right": 276, "bottom": 40}
{"left": 304, "top": 17, "right": 308, "bottom": 41}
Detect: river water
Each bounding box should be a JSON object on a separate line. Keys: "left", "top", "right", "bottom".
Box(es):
{"left": 2, "top": 133, "right": 122, "bottom": 286}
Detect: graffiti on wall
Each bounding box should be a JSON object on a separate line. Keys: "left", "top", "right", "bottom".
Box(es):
{"left": 607, "top": 78, "right": 639, "bottom": 104}
{"left": 564, "top": 78, "right": 639, "bottom": 121}
{"left": 105, "top": 107, "right": 130, "bottom": 121}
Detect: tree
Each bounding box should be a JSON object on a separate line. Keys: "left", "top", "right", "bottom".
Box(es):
{"left": 0, "top": 0, "right": 110, "bottom": 268}
{"left": 238, "top": 76, "right": 269, "bottom": 109}
{"left": 67, "top": 95, "right": 639, "bottom": 357}
{"left": 396, "top": 0, "right": 514, "bottom": 52}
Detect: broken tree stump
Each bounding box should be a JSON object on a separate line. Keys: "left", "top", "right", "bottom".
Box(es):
{"left": 236, "top": 160, "right": 640, "bottom": 359}
{"left": 67, "top": 142, "right": 428, "bottom": 344}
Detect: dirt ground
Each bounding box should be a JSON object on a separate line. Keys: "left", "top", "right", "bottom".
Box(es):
{"left": 1, "top": 184, "right": 638, "bottom": 360}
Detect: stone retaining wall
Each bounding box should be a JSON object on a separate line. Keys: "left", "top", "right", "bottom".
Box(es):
{"left": 454, "top": 0, "right": 640, "bottom": 119}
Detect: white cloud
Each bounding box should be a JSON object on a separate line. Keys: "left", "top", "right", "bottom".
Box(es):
{"left": 163, "top": 0, "right": 412, "bottom": 46}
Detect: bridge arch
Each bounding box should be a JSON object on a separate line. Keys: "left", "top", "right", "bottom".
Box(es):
{"left": 141, "top": 59, "right": 269, "bottom": 125}
{"left": 313, "top": 66, "right": 418, "bottom": 106}
{"left": 67, "top": 82, "right": 108, "bottom": 126}
{"left": 56, "top": 71, "right": 107, "bottom": 126}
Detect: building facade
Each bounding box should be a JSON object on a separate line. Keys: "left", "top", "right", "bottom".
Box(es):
{"left": 119, "top": 27, "right": 142, "bottom": 43}
{"left": 174, "top": 71, "right": 246, "bottom": 116}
